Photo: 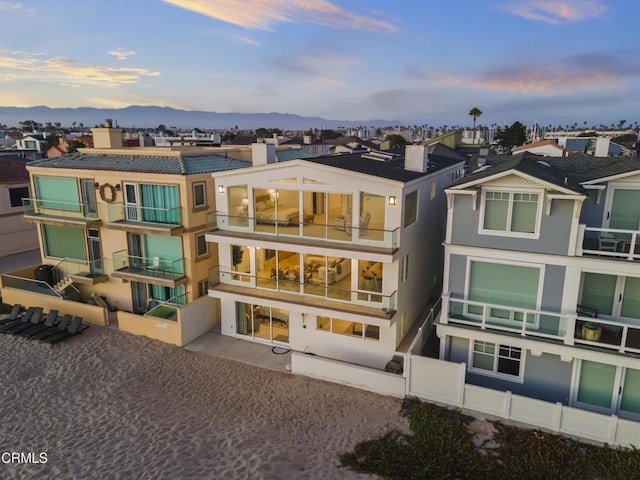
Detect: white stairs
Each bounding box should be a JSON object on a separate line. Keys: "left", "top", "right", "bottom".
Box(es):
{"left": 54, "top": 275, "right": 74, "bottom": 294}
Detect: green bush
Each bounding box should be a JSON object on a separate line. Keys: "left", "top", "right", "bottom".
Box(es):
{"left": 340, "top": 398, "right": 640, "bottom": 480}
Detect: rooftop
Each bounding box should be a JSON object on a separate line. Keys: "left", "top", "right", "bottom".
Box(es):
{"left": 306, "top": 143, "right": 465, "bottom": 183}
{"left": 0, "top": 158, "right": 30, "bottom": 183}
{"left": 28, "top": 151, "right": 251, "bottom": 175}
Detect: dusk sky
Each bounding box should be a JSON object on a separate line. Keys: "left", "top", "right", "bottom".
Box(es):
{"left": 1, "top": 0, "right": 638, "bottom": 127}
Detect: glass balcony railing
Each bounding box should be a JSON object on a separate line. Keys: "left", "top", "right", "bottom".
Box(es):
{"left": 579, "top": 225, "right": 639, "bottom": 261}
{"left": 112, "top": 250, "right": 185, "bottom": 280}
{"left": 144, "top": 292, "right": 191, "bottom": 321}
{"left": 206, "top": 212, "right": 399, "bottom": 250}
{"left": 0, "top": 273, "right": 62, "bottom": 298}
{"left": 52, "top": 258, "right": 105, "bottom": 283}
{"left": 106, "top": 203, "right": 182, "bottom": 226}
{"left": 208, "top": 266, "right": 396, "bottom": 313}
{"left": 447, "top": 297, "right": 569, "bottom": 340}
{"left": 22, "top": 198, "right": 98, "bottom": 220}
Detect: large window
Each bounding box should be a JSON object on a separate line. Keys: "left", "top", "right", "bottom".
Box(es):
{"left": 317, "top": 316, "right": 379, "bottom": 341}
{"left": 9, "top": 186, "right": 29, "bottom": 208}
{"left": 42, "top": 224, "right": 86, "bottom": 260}
{"left": 466, "top": 260, "right": 541, "bottom": 326}
{"left": 140, "top": 184, "right": 180, "bottom": 224}
{"left": 575, "top": 362, "right": 640, "bottom": 418}
{"left": 471, "top": 341, "right": 523, "bottom": 379}
{"left": 235, "top": 302, "right": 289, "bottom": 343}
{"left": 196, "top": 234, "right": 208, "bottom": 258}
{"left": 480, "top": 190, "right": 540, "bottom": 236}
{"left": 34, "top": 176, "right": 80, "bottom": 211}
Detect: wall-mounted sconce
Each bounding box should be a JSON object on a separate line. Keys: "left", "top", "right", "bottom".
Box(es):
{"left": 93, "top": 182, "right": 100, "bottom": 189}
{"left": 115, "top": 184, "right": 121, "bottom": 192}
{"left": 388, "top": 196, "right": 396, "bottom": 205}
{"left": 218, "top": 185, "right": 225, "bottom": 194}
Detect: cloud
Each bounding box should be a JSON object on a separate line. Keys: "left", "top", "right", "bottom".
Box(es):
{"left": 162, "top": 0, "right": 396, "bottom": 32}
{"left": 234, "top": 35, "right": 262, "bottom": 46}
{"left": 271, "top": 51, "right": 353, "bottom": 86}
{"left": 0, "top": 50, "right": 160, "bottom": 86}
{"left": 0, "top": 1, "right": 37, "bottom": 15}
{"left": 498, "top": 0, "right": 608, "bottom": 24}
{"left": 407, "top": 53, "right": 639, "bottom": 94}
{"left": 108, "top": 48, "right": 137, "bottom": 60}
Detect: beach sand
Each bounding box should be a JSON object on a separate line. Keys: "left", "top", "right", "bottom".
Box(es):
{"left": 0, "top": 322, "right": 409, "bottom": 479}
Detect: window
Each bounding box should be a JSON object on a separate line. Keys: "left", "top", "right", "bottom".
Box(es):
{"left": 196, "top": 234, "right": 208, "bottom": 257}
{"left": 430, "top": 181, "right": 437, "bottom": 200}
{"left": 197, "top": 279, "right": 209, "bottom": 297}
{"left": 193, "top": 182, "right": 207, "bottom": 208}
{"left": 34, "top": 176, "right": 80, "bottom": 211}
{"left": 25, "top": 140, "right": 37, "bottom": 149}
{"left": 317, "top": 316, "right": 379, "bottom": 341}
{"left": 9, "top": 186, "right": 29, "bottom": 208}
{"left": 41, "top": 224, "right": 87, "bottom": 261}
{"left": 471, "top": 341, "right": 523, "bottom": 379}
{"left": 480, "top": 190, "right": 541, "bottom": 236}
{"left": 403, "top": 191, "right": 418, "bottom": 227}
{"left": 401, "top": 254, "right": 409, "bottom": 282}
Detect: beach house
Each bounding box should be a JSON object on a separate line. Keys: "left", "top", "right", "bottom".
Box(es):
{"left": 0, "top": 158, "right": 38, "bottom": 257}
{"left": 206, "top": 143, "right": 465, "bottom": 386}
{"left": 437, "top": 155, "right": 640, "bottom": 422}
{"left": 0, "top": 123, "right": 250, "bottom": 346}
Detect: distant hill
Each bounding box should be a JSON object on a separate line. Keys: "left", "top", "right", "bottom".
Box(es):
{"left": 0, "top": 105, "right": 400, "bottom": 130}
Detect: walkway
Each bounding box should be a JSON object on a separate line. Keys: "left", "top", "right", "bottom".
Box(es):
{"left": 184, "top": 324, "right": 292, "bottom": 373}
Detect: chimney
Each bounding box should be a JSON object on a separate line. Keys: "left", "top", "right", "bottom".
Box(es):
{"left": 90, "top": 119, "right": 123, "bottom": 149}
{"left": 404, "top": 145, "right": 429, "bottom": 173}
{"left": 303, "top": 135, "right": 312, "bottom": 145}
{"left": 251, "top": 142, "right": 276, "bottom": 166}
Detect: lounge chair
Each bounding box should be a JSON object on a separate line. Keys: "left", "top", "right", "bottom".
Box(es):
{"left": 30, "top": 314, "right": 71, "bottom": 341}
{"left": 0, "top": 307, "right": 37, "bottom": 333}
{"left": 18, "top": 310, "right": 59, "bottom": 338}
{"left": 0, "top": 304, "right": 22, "bottom": 326}
{"left": 3, "top": 307, "right": 44, "bottom": 335}
{"left": 40, "top": 316, "right": 87, "bottom": 344}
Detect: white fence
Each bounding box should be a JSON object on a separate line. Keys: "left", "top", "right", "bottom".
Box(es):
{"left": 407, "top": 355, "right": 640, "bottom": 448}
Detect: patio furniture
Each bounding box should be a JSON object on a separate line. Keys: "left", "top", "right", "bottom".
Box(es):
{"left": 30, "top": 314, "right": 72, "bottom": 341}
{"left": 0, "top": 304, "right": 22, "bottom": 326}
{"left": 17, "top": 310, "right": 58, "bottom": 337}
{"left": 2, "top": 307, "right": 44, "bottom": 335}
{"left": 0, "top": 307, "right": 37, "bottom": 333}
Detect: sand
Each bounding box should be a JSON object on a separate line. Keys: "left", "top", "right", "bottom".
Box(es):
{"left": 0, "top": 320, "right": 409, "bottom": 479}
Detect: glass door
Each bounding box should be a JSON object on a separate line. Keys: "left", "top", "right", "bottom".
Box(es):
{"left": 80, "top": 178, "right": 98, "bottom": 217}
{"left": 124, "top": 182, "right": 139, "bottom": 222}
{"left": 87, "top": 229, "right": 103, "bottom": 275}
{"left": 607, "top": 188, "right": 640, "bottom": 230}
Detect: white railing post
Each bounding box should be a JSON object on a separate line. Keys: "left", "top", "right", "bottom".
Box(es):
{"left": 565, "top": 315, "right": 576, "bottom": 345}
{"left": 575, "top": 223, "right": 586, "bottom": 256}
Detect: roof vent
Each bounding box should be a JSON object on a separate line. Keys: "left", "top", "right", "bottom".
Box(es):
{"left": 537, "top": 160, "right": 552, "bottom": 167}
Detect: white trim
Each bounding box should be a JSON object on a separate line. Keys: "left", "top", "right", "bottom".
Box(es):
{"left": 448, "top": 169, "right": 581, "bottom": 195}
{"left": 467, "top": 339, "right": 525, "bottom": 383}
{"left": 602, "top": 182, "right": 640, "bottom": 229}
{"left": 477, "top": 186, "right": 544, "bottom": 239}
{"left": 192, "top": 181, "right": 207, "bottom": 208}
{"left": 580, "top": 169, "right": 640, "bottom": 186}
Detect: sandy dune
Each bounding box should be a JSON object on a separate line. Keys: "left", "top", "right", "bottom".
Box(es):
{"left": 0, "top": 321, "right": 408, "bottom": 479}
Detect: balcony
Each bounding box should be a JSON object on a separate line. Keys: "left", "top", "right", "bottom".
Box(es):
{"left": 444, "top": 296, "right": 640, "bottom": 356}
{"left": 208, "top": 266, "right": 396, "bottom": 320}
{"left": 206, "top": 212, "right": 399, "bottom": 253}
{"left": 144, "top": 292, "right": 191, "bottom": 321}
{"left": 106, "top": 203, "right": 184, "bottom": 236}
{"left": 111, "top": 250, "right": 186, "bottom": 287}
{"left": 22, "top": 198, "right": 102, "bottom": 228}
{"left": 52, "top": 258, "right": 108, "bottom": 286}
{"left": 578, "top": 225, "right": 639, "bottom": 261}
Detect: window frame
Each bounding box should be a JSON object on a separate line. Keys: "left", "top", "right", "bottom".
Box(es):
{"left": 468, "top": 340, "right": 525, "bottom": 382}
{"left": 316, "top": 316, "right": 380, "bottom": 341}
{"left": 193, "top": 181, "right": 207, "bottom": 209}
{"left": 8, "top": 185, "right": 30, "bottom": 209}
{"left": 403, "top": 190, "right": 418, "bottom": 228}
{"left": 478, "top": 187, "right": 544, "bottom": 239}
{"left": 195, "top": 233, "right": 209, "bottom": 258}
{"left": 197, "top": 279, "right": 209, "bottom": 297}
{"left": 400, "top": 254, "right": 409, "bottom": 283}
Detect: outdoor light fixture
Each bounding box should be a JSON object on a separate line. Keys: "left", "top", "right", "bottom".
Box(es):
{"left": 241, "top": 198, "right": 249, "bottom": 211}
{"left": 114, "top": 184, "right": 121, "bottom": 191}
{"left": 389, "top": 196, "right": 396, "bottom": 205}
{"left": 218, "top": 185, "right": 224, "bottom": 193}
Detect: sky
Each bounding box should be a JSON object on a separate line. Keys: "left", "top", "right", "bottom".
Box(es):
{"left": 1, "top": 0, "right": 638, "bottom": 127}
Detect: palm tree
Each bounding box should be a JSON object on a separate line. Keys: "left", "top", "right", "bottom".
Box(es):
{"left": 469, "top": 107, "right": 482, "bottom": 144}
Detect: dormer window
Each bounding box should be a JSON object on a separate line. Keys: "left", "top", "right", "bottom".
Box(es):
{"left": 479, "top": 188, "right": 542, "bottom": 238}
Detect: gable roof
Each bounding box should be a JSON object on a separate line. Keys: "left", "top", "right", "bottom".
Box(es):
{"left": 29, "top": 152, "right": 251, "bottom": 175}
{"left": 512, "top": 139, "right": 565, "bottom": 154}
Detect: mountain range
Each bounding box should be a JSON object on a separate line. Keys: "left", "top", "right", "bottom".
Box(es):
{"left": 0, "top": 106, "right": 400, "bottom": 131}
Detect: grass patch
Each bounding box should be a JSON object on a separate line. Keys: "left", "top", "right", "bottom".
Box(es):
{"left": 339, "top": 398, "right": 640, "bottom": 480}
